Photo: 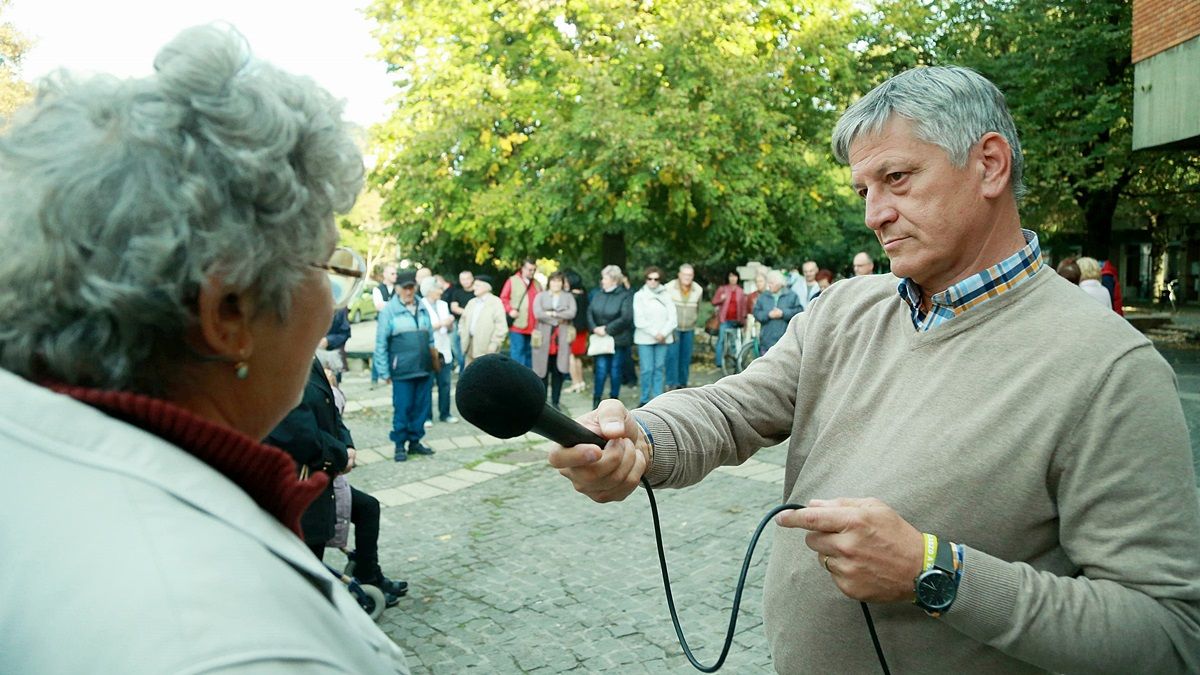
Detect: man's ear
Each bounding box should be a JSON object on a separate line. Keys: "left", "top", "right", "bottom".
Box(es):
{"left": 193, "top": 277, "right": 255, "bottom": 361}
{"left": 976, "top": 131, "right": 1013, "bottom": 199}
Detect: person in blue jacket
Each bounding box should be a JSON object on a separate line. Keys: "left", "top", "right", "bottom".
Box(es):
{"left": 752, "top": 270, "right": 802, "bottom": 354}
{"left": 374, "top": 270, "right": 437, "bottom": 461}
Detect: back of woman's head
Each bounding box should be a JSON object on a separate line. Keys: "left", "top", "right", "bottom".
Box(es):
{"left": 0, "top": 24, "right": 363, "bottom": 394}
{"left": 1076, "top": 257, "right": 1101, "bottom": 282}
{"left": 1056, "top": 258, "right": 1081, "bottom": 285}
{"left": 563, "top": 269, "right": 583, "bottom": 291}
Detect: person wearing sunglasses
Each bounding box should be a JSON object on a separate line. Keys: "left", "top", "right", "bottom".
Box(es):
{"left": 633, "top": 267, "right": 678, "bottom": 406}
{"left": 0, "top": 25, "right": 407, "bottom": 674}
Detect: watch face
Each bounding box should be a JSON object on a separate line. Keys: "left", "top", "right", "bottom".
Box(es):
{"left": 916, "top": 571, "right": 957, "bottom": 611}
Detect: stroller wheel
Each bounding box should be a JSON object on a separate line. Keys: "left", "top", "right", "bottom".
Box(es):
{"left": 357, "top": 584, "right": 386, "bottom": 620}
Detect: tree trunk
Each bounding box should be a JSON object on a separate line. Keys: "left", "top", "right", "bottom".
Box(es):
{"left": 1080, "top": 188, "right": 1120, "bottom": 260}
{"left": 1078, "top": 167, "right": 1132, "bottom": 261}
{"left": 601, "top": 231, "right": 627, "bottom": 272}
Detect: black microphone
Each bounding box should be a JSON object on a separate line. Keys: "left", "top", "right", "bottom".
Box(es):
{"left": 455, "top": 353, "right": 606, "bottom": 448}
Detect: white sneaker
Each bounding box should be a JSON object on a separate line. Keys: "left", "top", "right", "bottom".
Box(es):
{"left": 442, "top": 416, "right": 460, "bottom": 424}
{"left": 424, "top": 420, "right": 433, "bottom": 429}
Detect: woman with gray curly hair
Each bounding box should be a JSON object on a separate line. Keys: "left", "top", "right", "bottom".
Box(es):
{"left": 0, "top": 25, "right": 408, "bottom": 674}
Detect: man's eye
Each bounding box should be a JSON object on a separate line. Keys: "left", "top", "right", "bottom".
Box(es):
{"left": 887, "top": 172, "right": 906, "bottom": 182}
{"left": 856, "top": 188, "right": 868, "bottom": 199}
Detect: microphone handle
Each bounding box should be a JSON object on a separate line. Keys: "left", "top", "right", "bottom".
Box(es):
{"left": 530, "top": 403, "right": 608, "bottom": 448}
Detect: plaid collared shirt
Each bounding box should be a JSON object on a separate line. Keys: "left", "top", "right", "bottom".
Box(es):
{"left": 898, "top": 229, "right": 1042, "bottom": 331}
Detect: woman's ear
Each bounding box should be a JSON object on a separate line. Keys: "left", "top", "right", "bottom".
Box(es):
{"left": 193, "top": 277, "right": 255, "bottom": 361}
{"left": 976, "top": 131, "right": 1013, "bottom": 200}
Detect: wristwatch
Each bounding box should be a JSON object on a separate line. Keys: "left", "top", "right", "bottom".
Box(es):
{"left": 914, "top": 538, "right": 958, "bottom": 617}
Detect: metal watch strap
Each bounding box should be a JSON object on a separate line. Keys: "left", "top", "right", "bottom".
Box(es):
{"left": 933, "top": 536, "right": 955, "bottom": 574}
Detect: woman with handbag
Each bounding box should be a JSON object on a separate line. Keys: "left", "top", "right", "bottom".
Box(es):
{"left": 373, "top": 269, "right": 437, "bottom": 462}
{"left": 587, "top": 265, "right": 634, "bottom": 409}
{"left": 532, "top": 271, "right": 577, "bottom": 410}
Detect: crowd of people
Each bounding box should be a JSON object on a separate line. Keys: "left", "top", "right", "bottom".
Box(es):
{"left": 366, "top": 248, "right": 884, "bottom": 435}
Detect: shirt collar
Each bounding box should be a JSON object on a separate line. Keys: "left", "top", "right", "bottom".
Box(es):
{"left": 897, "top": 229, "right": 1042, "bottom": 331}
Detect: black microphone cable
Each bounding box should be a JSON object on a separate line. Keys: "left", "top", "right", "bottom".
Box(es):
{"left": 639, "top": 477, "right": 891, "bottom": 674}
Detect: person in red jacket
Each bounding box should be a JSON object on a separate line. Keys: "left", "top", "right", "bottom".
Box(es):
{"left": 1100, "top": 259, "right": 1124, "bottom": 316}
{"left": 500, "top": 258, "right": 542, "bottom": 368}
{"left": 711, "top": 270, "right": 748, "bottom": 370}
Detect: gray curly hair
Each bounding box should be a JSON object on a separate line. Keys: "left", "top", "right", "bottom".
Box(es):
{"left": 0, "top": 24, "right": 363, "bottom": 394}
{"left": 832, "top": 66, "right": 1027, "bottom": 202}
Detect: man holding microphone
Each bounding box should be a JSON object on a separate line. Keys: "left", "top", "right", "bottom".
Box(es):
{"left": 549, "top": 67, "right": 1200, "bottom": 672}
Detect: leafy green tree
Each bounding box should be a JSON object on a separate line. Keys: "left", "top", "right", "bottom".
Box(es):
{"left": 338, "top": 188, "right": 399, "bottom": 279}
{"left": 366, "top": 0, "right": 870, "bottom": 275}
{"left": 0, "top": 0, "right": 32, "bottom": 123}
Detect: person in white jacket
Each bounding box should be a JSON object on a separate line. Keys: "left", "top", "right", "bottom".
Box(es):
{"left": 0, "top": 25, "right": 408, "bottom": 674}
{"left": 1076, "top": 256, "right": 1113, "bottom": 308}
{"left": 633, "top": 266, "right": 678, "bottom": 406}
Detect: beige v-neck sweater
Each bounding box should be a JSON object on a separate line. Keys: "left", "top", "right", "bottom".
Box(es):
{"left": 636, "top": 269, "right": 1200, "bottom": 673}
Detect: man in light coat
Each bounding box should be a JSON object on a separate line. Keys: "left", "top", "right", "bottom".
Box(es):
{"left": 664, "top": 263, "right": 703, "bottom": 390}
{"left": 461, "top": 275, "right": 508, "bottom": 366}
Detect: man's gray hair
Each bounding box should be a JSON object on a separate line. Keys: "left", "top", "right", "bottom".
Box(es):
{"left": 678, "top": 263, "right": 694, "bottom": 273}
{"left": 419, "top": 277, "right": 440, "bottom": 297}
{"left": 832, "top": 66, "right": 1026, "bottom": 202}
{"left": 0, "top": 24, "right": 363, "bottom": 393}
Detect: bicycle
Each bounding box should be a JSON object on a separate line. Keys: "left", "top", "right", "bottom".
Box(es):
{"left": 720, "top": 320, "right": 760, "bottom": 377}
{"left": 735, "top": 325, "right": 761, "bottom": 373}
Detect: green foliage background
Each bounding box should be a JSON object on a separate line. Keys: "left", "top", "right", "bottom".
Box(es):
{"left": 0, "top": 0, "right": 32, "bottom": 123}
{"left": 364, "top": 0, "right": 1197, "bottom": 282}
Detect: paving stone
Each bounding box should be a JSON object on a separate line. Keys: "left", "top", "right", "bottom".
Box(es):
{"left": 452, "top": 435, "right": 482, "bottom": 448}
{"left": 472, "top": 460, "right": 519, "bottom": 475}
{"left": 427, "top": 438, "right": 458, "bottom": 452}
{"left": 371, "top": 486, "right": 417, "bottom": 507}
{"left": 443, "top": 468, "right": 495, "bottom": 485}
{"left": 355, "top": 447, "right": 390, "bottom": 465}
{"left": 423, "top": 474, "right": 474, "bottom": 493}
{"left": 396, "top": 482, "right": 448, "bottom": 500}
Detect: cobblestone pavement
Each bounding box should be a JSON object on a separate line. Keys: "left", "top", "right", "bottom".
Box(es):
{"left": 338, "top": 321, "right": 1200, "bottom": 673}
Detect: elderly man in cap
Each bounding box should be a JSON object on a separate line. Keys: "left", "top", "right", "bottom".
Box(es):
{"left": 549, "top": 66, "right": 1200, "bottom": 672}
{"left": 460, "top": 275, "right": 508, "bottom": 366}
{"left": 374, "top": 269, "right": 437, "bottom": 462}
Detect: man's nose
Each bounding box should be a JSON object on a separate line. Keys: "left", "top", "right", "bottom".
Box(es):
{"left": 864, "top": 192, "right": 897, "bottom": 231}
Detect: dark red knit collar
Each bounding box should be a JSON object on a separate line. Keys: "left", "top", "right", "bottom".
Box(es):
{"left": 45, "top": 382, "right": 326, "bottom": 537}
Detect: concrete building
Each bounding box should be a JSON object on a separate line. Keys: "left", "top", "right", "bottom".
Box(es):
{"left": 1133, "top": 0, "right": 1200, "bottom": 150}
{"left": 1107, "top": 1, "right": 1200, "bottom": 306}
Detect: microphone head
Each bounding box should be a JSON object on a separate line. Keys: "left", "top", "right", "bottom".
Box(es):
{"left": 455, "top": 353, "right": 546, "bottom": 438}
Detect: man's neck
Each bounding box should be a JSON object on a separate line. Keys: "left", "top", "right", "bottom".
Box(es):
{"left": 917, "top": 225, "right": 1029, "bottom": 313}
